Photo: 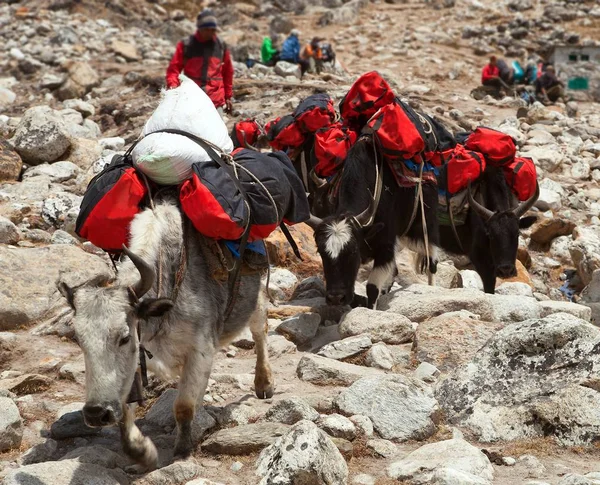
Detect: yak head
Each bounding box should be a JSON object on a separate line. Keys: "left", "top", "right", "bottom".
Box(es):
{"left": 306, "top": 213, "right": 383, "bottom": 306}
{"left": 58, "top": 247, "right": 173, "bottom": 428}
{"left": 468, "top": 182, "right": 539, "bottom": 278}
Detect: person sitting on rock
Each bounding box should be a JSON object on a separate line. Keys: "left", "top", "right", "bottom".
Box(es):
{"left": 166, "top": 9, "right": 234, "bottom": 115}
{"left": 535, "top": 65, "right": 565, "bottom": 104}
{"left": 300, "top": 37, "right": 325, "bottom": 76}
{"left": 496, "top": 58, "right": 514, "bottom": 85}
{"left": 481, "top": 56, "right": 508, "bottom": 98}
{"left": 280, "top": 29, "right": 301, "bottom": 65}
{"left": 261, "top": 34, "right": 280, "bottom": 67}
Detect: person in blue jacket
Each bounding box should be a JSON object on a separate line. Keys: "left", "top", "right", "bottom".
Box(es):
{"left": 280, "top": 29, "right": 301, "bottom": 63}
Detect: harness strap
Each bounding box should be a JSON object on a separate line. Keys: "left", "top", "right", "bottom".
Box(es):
{"left": 447, "top": 192, "right": 465, "bottom": 253}
{"left": 279, "top": 222, "right": 303, "bottom": 261}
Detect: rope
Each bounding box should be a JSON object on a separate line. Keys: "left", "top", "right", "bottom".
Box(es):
{"left": 416, "top": 160, "right": 431, "bottom": 280}
{"left": 300, "top": 150, "right": 309, "bottom": 193}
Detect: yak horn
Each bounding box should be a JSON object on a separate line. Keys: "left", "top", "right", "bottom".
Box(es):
{"left": 122, "top": 245, "right": 155, "bottom": 299}
{"left": 305, "top": 214, "right": 324, "bottom": 230}
{"left": 513, "top": 182, "right": 540, "bottom": 218}
{"left": 467, "top": 181, "right": 494, "bottom": 221}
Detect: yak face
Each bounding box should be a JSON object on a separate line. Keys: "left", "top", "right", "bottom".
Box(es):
{"left": 314, "top": 216, "right": 383, "bottom": 306}
{"left": 58, "top": 249, "right": 173, "bottom": 428}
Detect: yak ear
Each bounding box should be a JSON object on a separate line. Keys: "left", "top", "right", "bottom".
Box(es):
{"left": 58, "top": 282, "right": 76, "bottom": 310}
{"left": 519, "top": 215, "right": 538, "bottom": 229}
{"left": 362, "top": 222, "right": 385, "bottom": 242}
{"left": 136, "top": 298, "right": 174, "bottom": 320}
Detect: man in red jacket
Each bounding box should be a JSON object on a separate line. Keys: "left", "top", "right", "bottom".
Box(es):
{"left": 166, "top": 10, "right": 234, "bottom": 114}
{"left": 481, "top": 56, "right": 505, "bottom": 98}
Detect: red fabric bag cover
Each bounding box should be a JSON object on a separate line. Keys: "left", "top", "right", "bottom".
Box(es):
{"left": 366, "top": 100, "right": 425, "bottom": 160}
{"left": 266, "top": 114, "right": 305, "bottom": 151}
{"left": 314, "top": 123, "right": 358, "bottom": 177}
{"left": 340, "top": 71, "right": 395, "bottom": 127}
{"left": 76, "top": 155, "right": 147, "bottom": 251}
{"left": 442, "top": 145, "right": 486, "bottom": 194}
{"left": 464, "top": 127, "right": 516, "bottom": 166}
{"left": 233, "top": 119, "right": 262, "bottom": 148}
{"left": 293, "top": 93, "right": 336, "bottom": 134}
{"left": 504, "top": 157, "right": 537, "bottom": 201}
{"left": 428, "top": 148, "right": 455, "bottom": 167}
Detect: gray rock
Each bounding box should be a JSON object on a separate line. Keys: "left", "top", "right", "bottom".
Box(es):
{"left": 10, "top": 106, "right": 71, "bottom": 165}
{"left": 212, "top": 401, "right": 259, "bottom": 427}
{"left": 20, "top": 438, "right": 58, "bottom": 465}
{"left": 495, "top": 282, "right": 534, "bottom": 298}
{"left": 267, "top": 268, "right": 298, "bottom": 291}
{"left": 317, "top": 413, "right": 356, "bottom": 441}
{"left": 51, "top": 230, "right": 81, "bottom": 246}
{"left": 297, "top": 354, "right": 382, "bottom": 386}
{"left": 366, "top": 438, "right": 397, "bottom": 458}
{"left": 436, "top": 313, "right": 600, "bottom": 445}
{"left": 0, "top": 245, "right": 111, "bottom": 330}
{"left": 459, "top": 270, "right": 484, "bottom": 291}
{"left": 538, "top": 301, "right": 592, "bottom": 321}
{"left": 276, "top": 312, "right": 321, "bottom": 345}
{"left": 570, "top": 227, "right": 600, "bottom": 286}
{"left": 255, "top": 420, "right": 348, "bottom": 485}
{"left": 0, "top": 216, "right": 21, "bottom": 245}
{"left": 558, "top": 475, "right": 598, "bottom": 485}
{"left": 414, "top": 362, "right": 440, "bottom": 383}
{"left": 387, "top": 438, "right": 494, "bottom": 484}
{"left": 0, "top": 397, "right": 23, "bottom": 452}
{"left": 263, "top": 397, "right": 319, "bottom": 425}
{"left": 0, "top": 374, "right": 52, "bottom": 395}
{"left": 365, "top": 342, "right": 394, "bottom": 370}
{"left": 267, "top": 334, "right": 297, "bottom": 358}
{"left": 274, "top": 61, "right": 302, "bottom": 79}
{"left": 136, "top": 461, "right": 203, "bottom": 485}
{"left": 338, "top": 307, "right": 416, "bottom": 344}
{"left": 23, "top": 161, "right": 80, "bottom": 183}
{"left": 63, "top": 99, "right": 95, "bottom": 117}
{"left": 203, "top": 423, "right": 289, "bottom": 455}
{"left": 336, "top": 375, "right": 440, "bottom": 441}
{"left": 60, "top": 445, "right": 129, "bottom": 469}
{"left": 50, "top": 411, "right": 100, "bottom": 440}
{"left": 2, "top": 459, "right": 129, "bottom": 485}
{"left": 317, "top": 334, "right": 372, "bottom": 360}
{"left": 349, "top": 415, "right": 373, "bottom": 437}
{"left": 519, "top": 454, "right": 546, "bottom": 478}
{"left": 353, "top": 474, "right": 376, "bottom": 485}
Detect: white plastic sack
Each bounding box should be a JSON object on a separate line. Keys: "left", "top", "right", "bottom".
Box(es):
{"left": 132, "top": 74, "right": 233, "bottom": 185}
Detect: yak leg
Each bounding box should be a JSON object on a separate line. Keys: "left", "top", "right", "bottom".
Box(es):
{"left": 366, "top": 244, "right": 397, "bottom": 309}
{"left": 249, "top": 292, "right": 274, "bottom": 399}
{"left": 173, "top": 345, "right": 215, "bottom": 458}
{"left": 119, "top": 403, "right": 158, "bottom": 472}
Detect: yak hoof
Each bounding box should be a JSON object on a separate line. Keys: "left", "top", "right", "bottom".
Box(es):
{"left": 255, "top": 374, "right": 275, "bottom": 400}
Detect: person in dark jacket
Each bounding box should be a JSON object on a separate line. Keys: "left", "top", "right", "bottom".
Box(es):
{"left": 280, "top": 30, "right": 301, "bottom": 64}
{"left": 535, "top": 65, "right": 565, "bottom": 103}
{"left": 166, "top": 10, "right": 234, "bottom": 114}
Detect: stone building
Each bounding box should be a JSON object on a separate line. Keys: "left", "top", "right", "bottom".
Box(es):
{"left": 550, "top": 45, "right": 600, "bottom": 101}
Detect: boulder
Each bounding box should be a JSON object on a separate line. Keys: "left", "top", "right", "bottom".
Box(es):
{"left": 110, "top": 39, "right": 140, "bottom": 62}
{"left": 530, "top": 218, "right": 576, "bottom": 245}
{"left": 538, "top": 301, "right": 592, "bottom": 321}
{"left": 274, "top": 61, "right": 302, "bottom": 79}
{"left": 570, "top": 227, "right": 600, "bottom": 286}
{"left": 335, "top": 375, "right": 440, "bottom": 441}
{"left": 203, "top": 423, "right": 289, "bottom": 455}
{"left": 57, "top": 62, "right": 100, "bottom": 101}
{"left": 136, "top": 462, "right": 203, "bottom": 485}
{"left": 59, "top": 445, "right": 129, "bottom": 469}
{"left": 0, "top": 140, "right": 23, "bottom": 181}
{"left": 64, "top": 137, "right": 102, "bottom": 170}
{"left": 23, "top": 161, "right": 81, "bottom": 183}
{"left": 0, "top": 216, "right": 21, "bottom": 244}
{"left": 436, "top": 313, "right": 600, "bottom": 444}
{"left": 296, "top": 354, "right": 383, "bottom": 386}
{"left": 50, "top": 411, "right": 100, "bottom": 440}
{"left": 365, "top": 342, "right": 394, "bottom": 370}
{"left": 317, "top": 334, "right": 372, "bottom": 360}
{"left": 263, "top": 397, "right": 319, "bottom": 425}
{"left": 255, "top": 420, "right": 348, "bottom": 485}
{"left": 0, "top": 245, "right": 111, "bottom": 330}
{"left": 268, "top": 268, "right": 298, "bottom": 292}
{"left": 276, "top": 312, "right": 321, "bottom": 345}
{"left": 0, "top": 397, "right": 23, "bottom": 452}
{"left": 1, "top": 459, "right": 128, "bottom": 485}
{"left": 338, "top": 307, "right": 416, "bottom": 344}
{"left": 0, "top": 374, "right": 52, "bottom": 395}
{"left": 317, "top": 413, "right": 356, "bottom": 441}
{"left": 265, "top": 224, "right": 320, "bottom": 276}
{"left": 387, "top": 437, "right": 494, "bottom": 484}
{"left": 10, "top": 106, "right": 71, "bottom": 165}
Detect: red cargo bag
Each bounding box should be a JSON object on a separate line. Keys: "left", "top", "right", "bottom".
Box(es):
{"left": 366, "top": 100, "right": 425, "bottom": 160}
{"left": 232, "top": 119, "right": 262, "bottom": 148}
{"left": 180, "top": 149, "right": 310, "bottom": 241}
{"left": 340, "top": 71, "right": 395, "bottom": 128}
{"left": 437, "top": 145, "right": 486, "bottom": 195}
{"left": 293, "top": 93, "right": 336, "bottom": 134}
{"left": 464, "top": 127, "right": 516, "bottom": 166}
{"left": 266, "top": 115, "right": 305, "bottom": 151}
{"left": 76, "top": 155, "right": 147, "bottom": 252}
{"left": 313, "top": 123, "right": 358, "bottom": 178}
{"left": 504, "top": 157, "right": 537, "bottom": 201}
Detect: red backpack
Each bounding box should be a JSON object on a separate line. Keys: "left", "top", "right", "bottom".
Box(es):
{"left": 232, "top": 119, "right": 262, "bottom": 148}
{"left": 76, "top": 155, "right": 147, "bottom": 252}
{"left": 293, "top": 94, "right": 336, "bottom": 134}
{"left": 266, "top": 115, "right": 305, "bottom": 151}
{"left": 437, "top": 145, "right": 486, "bottom": 195}
{"left": 503, "top": 157, "right": 537, "bottom": 201}
{"left": 365, "top": 99, "right": 425, "bottom": 161}
{"left": 464, "top": 127, "right": 516, "bottom": 166}
{"left": 340, "top": 71, "right": 395, "bottom": 128}
{"left": 313, "top": 123, "right": 358, "bottom": 178}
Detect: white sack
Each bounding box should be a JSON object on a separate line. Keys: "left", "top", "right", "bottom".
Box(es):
{"left": 132, "top": 74, "right": 233, "bottom": 185}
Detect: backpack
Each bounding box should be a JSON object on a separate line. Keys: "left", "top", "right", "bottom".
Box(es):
{"left": 180, "top": 148, "right": 310, "bottom": 241}
{"left": 293, "top": 94, "right": 336, "bottom": 134}
{"left": 266, "top": 115, "right": 305, "bottom": 151}
{"left": 503, "top": 157, "right": 537, "bottom": 201}
{"left": 436, "top": 145, "right": 486, "bottom": 195}
{"left": 313, "top": 122, "right": 358, "bottom": 178}
{"left": 423, "top": 114, "right": 457, "bottom": 166}
{"left": 76, "top": 154, "right": 147, "bottom": 252}
{"left": 464, "top": 127, "right": 516, "bottom": 166}
{"left": 339, "top": 71, "right": 395, "bottom": 129}
{"left": 232, "top": 119, "right": 263, "bottom": 148}
{"left": 364, "top": 98, "right": 425, "bottom": 161}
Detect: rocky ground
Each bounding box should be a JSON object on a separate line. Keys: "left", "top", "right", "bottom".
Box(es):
{"left": 2, "top": 0, "right": 600, "bottom": 484}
